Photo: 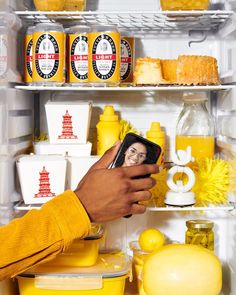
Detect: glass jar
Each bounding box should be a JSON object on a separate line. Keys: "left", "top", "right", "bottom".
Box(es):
{"left": 185, "top": 220, "right": 214, "bottom": 251}
{"left": 175, "top": 92, "right": 215, "bottom": 160}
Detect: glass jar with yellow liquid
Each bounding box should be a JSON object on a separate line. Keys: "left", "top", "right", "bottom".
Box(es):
{"left": 175, "top": 92, "right": 215, "bottom": 160}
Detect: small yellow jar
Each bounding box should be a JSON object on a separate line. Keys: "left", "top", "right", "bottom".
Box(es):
{"left": 185, "top": 220, "right": 214, "bottom": 251}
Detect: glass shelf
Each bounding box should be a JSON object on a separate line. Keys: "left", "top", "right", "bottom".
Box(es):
{"left": 15, "top": 10, "right": 234, "bottom": 35}
{"left": 15, "top": 84, "right": 235, "bottom": 92}
{"left": 14, "top": 200, "right": 235, "bottom": 212}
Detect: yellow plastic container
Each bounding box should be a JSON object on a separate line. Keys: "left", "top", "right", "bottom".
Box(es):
{"left": 17, "top": 253, "right": 130, "bottom": 295}
{"left": 43, "top": 224, "right": 104, "bottom": 267}
{"left": 160, "top": 0, "right": 210, "bottom": 10}
{"left": 129, "top": 241, "right": 152, "bottom": 295}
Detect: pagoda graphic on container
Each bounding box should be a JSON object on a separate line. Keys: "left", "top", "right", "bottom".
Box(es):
{"left": 35, "top": 166, "right": 55, "bottom": 198}
{"left": 58, "top": 110, "right": 78, "bottom": 139}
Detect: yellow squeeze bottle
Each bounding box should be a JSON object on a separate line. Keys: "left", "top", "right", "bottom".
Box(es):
{"left": 146, "top": 122, "right": 165, "bottom": 167}
{"left": 96, "top": 105, "right": 121, "bottom": 155}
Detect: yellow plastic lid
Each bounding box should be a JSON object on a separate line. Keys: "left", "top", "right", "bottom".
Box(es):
{"left": 19, "top": 252, "right": 131, "bottom": 279}
{"left": 100, "top": 106, "right": 119, "bottom": 122}
{"left": 146, "top": 122, "right": 165, "bottom": 138}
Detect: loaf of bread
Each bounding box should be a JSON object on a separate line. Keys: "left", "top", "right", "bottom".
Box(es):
{"left": 177, "top": 55, "right": 220, "bottom": 85}
{"left": 161, "top": 59, "right": 177, "bottom": 84}
{"left": 133, "top": 57, "right": 166, "bottom": 86}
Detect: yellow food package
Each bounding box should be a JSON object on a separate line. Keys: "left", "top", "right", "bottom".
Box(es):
{"left": 33, "top": 0, "right": 65, "bottom": 11}
{"left": 64, "top": 0, "right": 86, "bottom": 11}
{"left": 160, "top": 0, "right": 209, "bottom": 10}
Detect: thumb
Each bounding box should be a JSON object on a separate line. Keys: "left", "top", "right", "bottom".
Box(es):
{"left": 92, "top": 141, "right": 121, "bottom": 170}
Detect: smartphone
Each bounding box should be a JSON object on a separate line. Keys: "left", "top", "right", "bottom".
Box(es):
{"left": 110, "top": 133, "right": 161, "bottom": 218}
{"left": 110, "top": 132, "right": 162, "bottom": 172}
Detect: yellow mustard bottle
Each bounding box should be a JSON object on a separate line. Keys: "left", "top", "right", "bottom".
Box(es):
{"left": 146, "top": 122, "right": 165, "bottom": 167}
{"left": 96, "top": 105, "right": 121, "bottom": 155}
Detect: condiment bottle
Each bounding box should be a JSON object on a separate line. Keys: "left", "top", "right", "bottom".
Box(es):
{"left": 185, "top": 220, "right": 214, "bottom": 251}
{"left": 146, "top": 122, "right": 165, "bottom": 167}
{"left": 175, "top": 92, "right": 215, "bottom": 161}
{"left": 96, "top": 105, "right": 121, "bottom": 155}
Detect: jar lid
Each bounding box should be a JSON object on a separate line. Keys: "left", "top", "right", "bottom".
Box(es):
{"left": 84, "top": 223, "right": 104, "bottom": 240}
{"left": 183, "top": 92, "right": 208, "bottom": 102}
{"left": 186, "top": 220, "right": 214, "bottom": 229}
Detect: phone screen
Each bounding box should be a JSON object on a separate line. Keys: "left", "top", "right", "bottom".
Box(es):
{"left": 111, "top": 133, "right": 161, "bottom": 173}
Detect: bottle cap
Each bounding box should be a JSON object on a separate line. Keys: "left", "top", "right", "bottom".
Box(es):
{"left": 183, "top": 92, "right": 208, "bottom": 102}
{"left": 100, "top": 105, "right": 119, "bottom": 122}
{"left": 146, "top": 122, "right": 165, "bottom": 138}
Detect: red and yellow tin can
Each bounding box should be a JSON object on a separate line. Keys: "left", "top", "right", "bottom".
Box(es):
{"left": 120, "top": 32, "right": 135, "bottom": 85}
{"left": 68, "top": 25, "right": 90, "bottom": 85}
{"left": 24, "top": 26, "right": 34, "bottom": 84}
{"left": 88, "top": 25, "right": 120, "bottom": 86}
{"left": 32, "top": 23, "right": 65, "bottom": 86}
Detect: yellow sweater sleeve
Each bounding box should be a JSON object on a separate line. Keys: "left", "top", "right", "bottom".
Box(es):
{"left": 0, "top": 190, "right": 91, "bottom": 281}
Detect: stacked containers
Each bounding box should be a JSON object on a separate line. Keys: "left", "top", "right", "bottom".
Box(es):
{"left": 17, "top": 252, "right": 131, "bottom": 295}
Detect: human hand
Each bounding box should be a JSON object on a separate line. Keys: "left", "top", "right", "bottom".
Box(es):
{"left": 74, "top": 142, "right": 159, "bottom": 222}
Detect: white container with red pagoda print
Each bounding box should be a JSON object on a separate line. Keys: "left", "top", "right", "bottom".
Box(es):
{"left": 16, "top": 155, "right": 67, "bottom": 204}
{"left": 45, "top": 101, "right": 92, "bottom": 144}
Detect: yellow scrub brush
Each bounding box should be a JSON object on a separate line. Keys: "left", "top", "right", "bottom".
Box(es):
{"left": 191, "top": 158, "right": 229, "bottom": 206}
{"left": 150, "top": 168, "right": 169, "bottom": 207}
{"left": 150, "top": 158, "right": 229, "bottom": 207}
{"left": 119, "top": 119, "right": 140, "bottom": 141}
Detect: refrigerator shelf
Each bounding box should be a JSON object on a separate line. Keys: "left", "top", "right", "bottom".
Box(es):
{"left": 147, "top": 204, "right": 235, "bottom": 212}
{"left": 15, "top": 10, "right": 234, "bottom": 34}
{"left": 14, "top": 200, "right": 235, "bottom": 212}
{"left": 15, "top": 85, "right": 236, "bottom": 92}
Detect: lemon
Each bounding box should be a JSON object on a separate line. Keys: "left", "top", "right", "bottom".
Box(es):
{"left": 138, "top": 228, "right": 165, "bottom": 252}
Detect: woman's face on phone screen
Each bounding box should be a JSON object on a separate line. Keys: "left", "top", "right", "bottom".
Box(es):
{"left": 123, "top": 142, "right": 147, "bottom": 167}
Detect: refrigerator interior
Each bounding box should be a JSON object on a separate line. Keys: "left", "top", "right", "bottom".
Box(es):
{"left": 1, "top": 0, "right": 236, "bottom": 294}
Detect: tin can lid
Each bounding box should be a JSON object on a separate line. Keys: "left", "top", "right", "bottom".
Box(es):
{"left": 68, "top": 25, "right": 91, "bottom": 34}
{"left": 90, "top": 24, "right": 119, "bottom": 33}
{"left": 34, "top": 22, "right": 64, "bottom": 33}
{"left": 186, "top": 220, "right": 214, "bottom": 229}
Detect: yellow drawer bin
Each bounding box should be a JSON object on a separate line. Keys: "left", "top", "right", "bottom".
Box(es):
{"left": 17, "top": 253, "right": 131, "bottom": 295}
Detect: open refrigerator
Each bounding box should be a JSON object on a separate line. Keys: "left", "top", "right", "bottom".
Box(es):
{"left": 1, "top": 0, "right": 236, "bottom": 294}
